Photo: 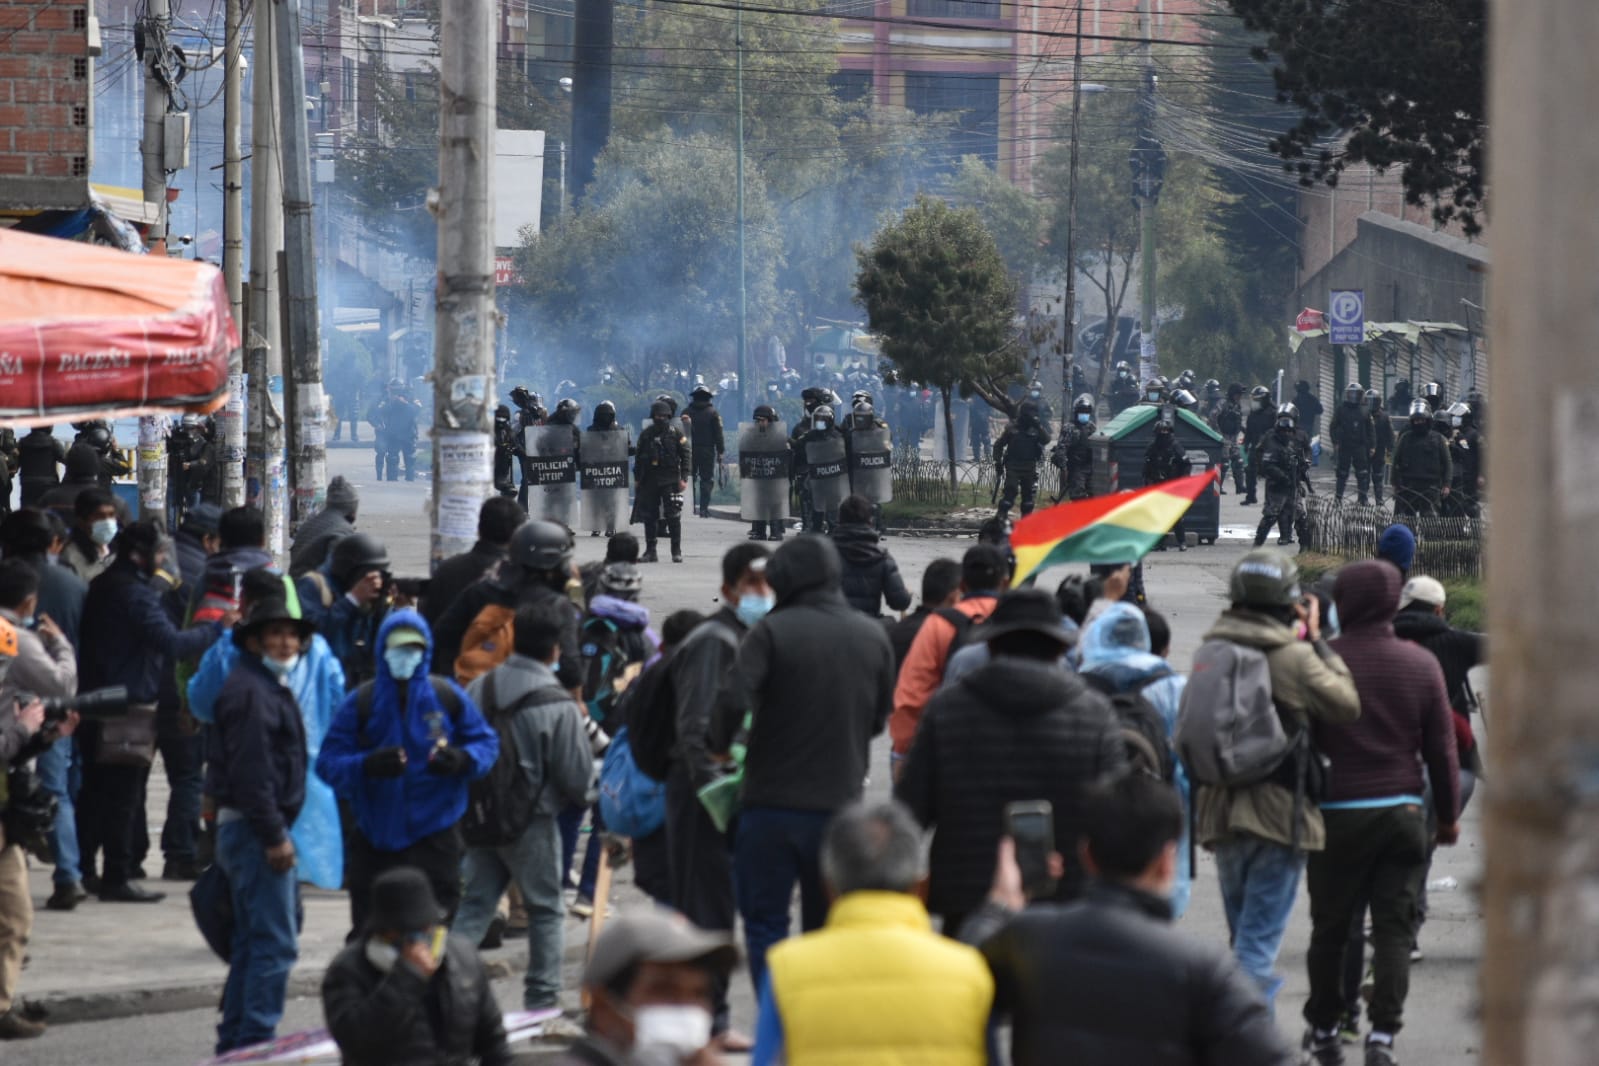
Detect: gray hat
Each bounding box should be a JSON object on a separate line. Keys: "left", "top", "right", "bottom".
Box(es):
{"left": 972, "top": 588, "right": 1077, "bottom": 647}
{"left": 582, "top": 912, "right": 738, "bottom": 990}
{"left": 326, "top": 475, "right": 359, "bottom": 517}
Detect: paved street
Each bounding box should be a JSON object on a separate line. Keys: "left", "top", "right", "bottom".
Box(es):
{"left": 11, "top": 445, "right": 1484, "bottom": 1064}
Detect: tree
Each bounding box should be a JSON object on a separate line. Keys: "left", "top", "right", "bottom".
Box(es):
{"left": 947, "top": 155, "right": 1045, "bottom": 293}
{"left": 1157, "top": 240, "right": 1279, "bottom": 386}
{"left": 1223, "top": 0, "right": 1485, "bottom": 235}
{"left": 855, "top": 195, "right": 1019, "bottom": 488}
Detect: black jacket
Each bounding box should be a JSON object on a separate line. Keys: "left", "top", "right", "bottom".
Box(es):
{"left": 290, "top": 507, "right": 356, "bottom": 578}
{"left": 431, "top": 568, "right": 585, "bottom": 691}
{"left": 81, "top": 559, "right": 222, "bottom": 704}
{"left": 1370, "top": 410, "right": 1395, "bottom": 460}
{"left": 422, "top": 541, "right": 507, "bottom": 628}
{"left": 322, "top": 933, "right": 513, "bottom": 1066}
{"left": 634, "top": 421, "right": 691, "bottom": 488}
{"left": 669, "top": 607, "right": 746, "bottom": 790}
{"left": 1142, "top": 436, "right": 1190, "bottom": 485}
{"left": 887, "top": 607, "right": 933, "bottom": 674}
{"left": 1243, "top": 407, "right": 1275, "bottom": 452}
{"left": 1330, "top": 401, "right": 1374, "bottom": 454}
{"left": 966, "top": 881, "right": 1290, "bottom": 1066}
{"left": 830, "top": 524, "right": 911, "bottom": 617}
{"left": 1256, "top": 430, "right": 1301, "bottom": 494}
{"left": 204, "top": 652, "right": 308, "bottom": 847}
{"left": 1391, "top": 607, "right": 1484, "bottom": 721}
{"left": 683, "top": 399, "right": 725, "bottom": 453}
{"left": 895, "top": 657, "right": 1126, "bottom": 917}
{"left": 1392, "top": 426, "right": 1452, "bottom": 488}
{"left": 716, "top": 536, "right": 895, "bottom": 812}
{"left": 995, "top": 419, "right": 1051, "bottom": 469}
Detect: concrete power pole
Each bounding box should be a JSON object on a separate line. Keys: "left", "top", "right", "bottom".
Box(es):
{"left": 248, "top": 0, "right": 288, "bottom": 559}
{"left": 1483, "top": 1, "right": 1599, "bottom": 1061}
{"left": 429, "top": 0, "right": 497, "bottom": 567}
{"left": 274, "top": 0, "right": 328, "bottom": 530}
{"left": 138, "top": 0, "right": 172, "bottom": 520}
{"left": 220, "top": 0, "right": 246, "bottom": 508}
{"left": 1132, "top": 0, "right": 1162, "bottom": 383}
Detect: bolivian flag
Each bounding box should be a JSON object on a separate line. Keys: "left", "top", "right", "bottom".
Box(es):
{"left": 1010, "top": 468, "right": 1221, "bottom": 586}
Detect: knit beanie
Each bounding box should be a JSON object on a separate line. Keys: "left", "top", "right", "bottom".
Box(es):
{"left": 1376, "top": 524, "right": 1416, "bottom": 575}
{"left": 326, "top": 475, "right": 359, "bottom": 518}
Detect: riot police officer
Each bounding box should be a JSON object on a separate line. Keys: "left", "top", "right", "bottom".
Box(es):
{"left": 509, "top": 386, "right": 547, "bottom": 509}
{"left": 632, "top": 401, "right": 690, "bottom": 563}
{"left": 167, "top": 413, "right": 211, "bottom": 525}
{"left": 1366, "top": 389, "right": 1394, "bottom": 505}
{"left": 1142, "top": 378, "right": 1170, "bottom": 406}
{"left": 15, "top": 425, "right": 65, "bottom": 508}
{"left": 967, "top": 396, "right": 991, "bottom": 460}
{"left": 1421, "top": 381, "right": 1445, "bottom": 413}
{"left": 1142, "top": 416, "right": 1192, "bottom": 551}
{"left": 1201, "top": 379, "right": 1223, "bottom": 420}
{"left": 1242, "top": 385, "right": 1275, "bottom": 505}
{"left": 1053, "top": 393, "right": 1097, "bottom": 501}
{"left": 1330, "top": 382, "right": 1375, "bottom": 505}
{"left": 994, "top": 400, "right": 1051, "bottom": 519}
{"left": 1445, "top": 402, "right": 1482, "bottom": 519}
{"left": 1170, "top": 388, "right": 1199, "bottom": 413}
{"left": 549, "top": 397, "right": 583, "bottom": 452}
{"left": 1391, "top": 400, "right": 1452, "bottom": 516}
{"left": 747, "top": 404, "right": 790, "bottom": 543}
{"left": 73, "top": 420, "right": 130, "bottom": 487}
{"left": 682, "top": 384, "right": 725, "bottom": 518}
{"left": 800, "top": 404, "right": 847, "bottom": 532}
{"left": 1213, "top": 384, "right": 1246, "bottom": 496}
{"left": 1254, "top": 404, "right": 1306, "bottom": 547}
{"left": 1175, "top": 369, "right": 1197, "bottom": 394}
{"left": 375, "top": 379, "right": 420, "bottom": 482}
{"left": 492, "top": 404, "right": 517, "bottom": 497}
{"left": 1108, "top": 361, "right": 1141, "bottom": 416}
{"left": 790, "top": 387, "right": 828, "bottom": 529}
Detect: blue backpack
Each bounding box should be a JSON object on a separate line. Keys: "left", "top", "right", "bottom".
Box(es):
{"left": 598, "top": 726, "right": 666, "bottom": 839}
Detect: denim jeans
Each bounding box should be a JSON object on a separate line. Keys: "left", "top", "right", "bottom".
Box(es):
{"left": 158, "top": 723, "right": 204, "bottom": 865}
{"left": 558, "top": 802, "right": 604, "bottom": 900}
{"left": 215, "top": 819, "right": 300, "bottom": 1053}
{"left": 453, "top": 815, "right": 564, "bottom": 1009}
{"left": 35, "top": 734, "right": 80, "bottom": 886}
{"left": 1214, "top": 833, "right": 1306, "bottom": 1011}
{"left": 733, "top": 806, "right": 832, "bottom": 996}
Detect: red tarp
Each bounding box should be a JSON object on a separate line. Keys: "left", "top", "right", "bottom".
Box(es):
{"left": 0, "top": 229, "right": 237, "bottom": 426}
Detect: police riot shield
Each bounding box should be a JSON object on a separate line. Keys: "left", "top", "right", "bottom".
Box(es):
{"left": 738, "top": 421, "right": 791, "bottom": 522}
{"left": 525, "top": 425, "right": 580, "bottom": 527}
{"left": 806, "top": 434, "right": 849, "bottom": 513}
{"left": 849, "top": 426, "right": 893, "bottom": 504}
{"left": 579, "top": 428, "right": 631, "bottom": 532}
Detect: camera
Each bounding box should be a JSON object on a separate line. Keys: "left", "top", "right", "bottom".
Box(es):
{"left": 34, "top": 686, "right": 131, "bottom": 726}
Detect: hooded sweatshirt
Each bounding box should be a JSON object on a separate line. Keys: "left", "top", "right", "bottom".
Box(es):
{"left": 830, "top": 523, "right": 912, "bottom": 617}
{"left": 315, "top": 609, "right": 501, "bottom": 852}
{"left": 1325, "top": 561, "right": 1460, "bottom": 823}
{"left": 719, "top": 535, "right": 896, "bottom": 813}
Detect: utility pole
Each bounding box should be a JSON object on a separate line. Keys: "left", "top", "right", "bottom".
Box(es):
{"left": 1132, "top": 0, "right": 1163, "bottom": 383}
{"left": 274, "top": 0, "right": 327, "bottom": 531}
{"left": 734, "top": 0, "right": 746, "bottom": 417}
{"left": 430, "top": 0, "right": 497, "bottom": 567}
{"left": 137, "top": 0, "right": 173, "bottom": 521}
{"left": 248, "top": 0, "right": 288, "bottom": 559}
{"left": 220, "top": 0, "right": 246, "bottom": 508}
{"left": 1061, "top": 0, "right": 1083, "bottom": 420}
{"left": 1483, "top": 1, "right": 1599, "bottom": 1061}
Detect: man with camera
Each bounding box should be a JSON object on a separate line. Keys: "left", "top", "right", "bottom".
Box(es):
{"left": 0, "top": 614, "right": 81, "bottom": 1039}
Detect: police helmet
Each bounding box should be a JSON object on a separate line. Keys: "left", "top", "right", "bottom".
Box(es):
{"left": 1171, "top": 389, "right": 1198, "bottom": 410}
{"left": 1408, "top": 400, "right": 1432, "bottom": 422}
{"left": 1228, "top": 548, "right": 1302, "bottom": 609}
{"left": 1447, "top": 401, "right": 1472, "bottom": 429}
{"left": 510, "top": 385, "right": 532, "bottom": 406}
{"left": 509, "top": 520, "right": 573, "bottom": 573}
{"left": 813, "top": 405, "right": 835, "bottom": 427}
{"left": 1143, "top": 379, "right": 1168, "bottom": 402}
{"left": 494, "top": 404, "right": 511, "bottom": 421}
{"left": 1227, "top": 382, "right": 1246, "bottom": 398}
{"left": 1204, "top": 379, "right": 1221, "bottom": 394}
{"left": 181, "top": 413, "right": 204, "bottom": 429}
{"left": 1115, "top": 360, "right": 1131, "bottom": 373}
{"left": 554, "top": 398, "right": 580, "bottom": 420}
{"left": 1364, "top": 389, "right": 1382, "bottom": 409}
{"left": 753, "top": 404, "right": 778, "bottom": 422}
{"left": 388, "top": 378, "right": 406, "bottom": 391}
{"left": 852, "top": 400, "right": 875, "bottom": 420}
{"left": 1276, "top": 402, "right": 1299, "bottom": 424}
{"left": 1250, "top": 385, "right": 1272, "bottom": 409}
{"left": 1421, "top": 382, "right": 1442, "bottom": 401}
{"left": 84, "top": 425, "right": 112, "bottom": 451}
{"left": 599, "top": 561, "right": 645, "bottom": 598}
{"left": 1073, "top": 393, "right": 1095, "bottom": 415}
{"left": 649, "top": 401, "right": 674, "bottom": 420}
{"left": 1177, "top": 370, "right": 1196, "bottom": 388}
{"left": 331, "top": 533, "right": 390, "bottom": 587}
{"left": 691, "top": 384, "right": 714, "bottom": 400}
{"left": 595, "top": 400, "right": 617, "bottom": 419}
{"left": 1344, "top": 382, "right": 1364, "bottom": 403}
{"left": 852, "top": 389, "right": 874, "bottom": 407}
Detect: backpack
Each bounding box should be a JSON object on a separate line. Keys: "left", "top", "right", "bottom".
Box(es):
{"left": 622, "top": 656, "right": 678, "bottom": 784}
{"left": 581, "top": 616, "right": 642, "bottom": 726}
{"left": 1082, "top": 673, "right": 1176, "bottom": 782}
{"left": 458, "top": 672, "right": 572, "bottom": 848}
{"left": 597, "top": 726, "right": 666, "bottom": 839}
{"left": 455, "top": 603, "right": 517, "bottom": 684}
{"left": 1174, "top": 639, "right": 1290, "bottom": 787}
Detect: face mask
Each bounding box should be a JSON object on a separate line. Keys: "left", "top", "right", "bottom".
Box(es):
{"left": 384, "top": 646, "right": 425, "bottom": 681}
{"left": 735, "top": 591, "right": 775, "bottom": 627}
{"left": 264, "top": 653, "right": 300, "bottom": 679}
{"left": 1325, "top": 604, "right": 1341, "bottom": 639}
{"left": 1076, "top": 413, "right": 1090, "bottom": 424}
{"left": 364, "top": 939, "right": 400, "bottom": 974}
{"left": 632, "top": 1005, "right": 713, "bottom": 1060}
{"left": 90, "top": 518, "right": 118, "bottom": 546}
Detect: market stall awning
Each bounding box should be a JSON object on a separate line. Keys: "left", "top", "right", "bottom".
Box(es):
{"left": 0, "top": 229, "right": 236, "bottom": 426}
{"left": 1286, "top": 320, "right": 1467, "bottom": 353}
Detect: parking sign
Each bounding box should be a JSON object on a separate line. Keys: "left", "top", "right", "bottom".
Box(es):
{"left": 1329, "top": 290, "right": 1364, "bottom": 345}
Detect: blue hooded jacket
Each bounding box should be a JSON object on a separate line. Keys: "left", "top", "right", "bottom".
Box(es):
{"left": 314, "top": 609, "right": 499, "bottom": 853}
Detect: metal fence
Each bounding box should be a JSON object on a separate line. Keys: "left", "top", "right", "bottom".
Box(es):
{"left": 890, "top": 452, "right": 1062, "bottom": 510}
{"left": 1301, "top": 494, "right": 1487, "bottom": 580}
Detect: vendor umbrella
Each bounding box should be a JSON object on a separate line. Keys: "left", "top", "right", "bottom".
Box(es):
{"left": 0, "top": 229, "right": 237, "bottom": 426}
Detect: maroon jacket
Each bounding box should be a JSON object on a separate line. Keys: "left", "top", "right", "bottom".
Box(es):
{"left": 1323, "top": 561, "right": 1460, "bottom": 825}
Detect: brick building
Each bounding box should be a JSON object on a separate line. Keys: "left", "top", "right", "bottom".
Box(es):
{"left": 0, "top": 0, "right": 95, "bottom": 210}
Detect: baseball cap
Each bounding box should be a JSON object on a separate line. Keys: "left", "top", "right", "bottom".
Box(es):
{"left": 582, "top": 911, "right": 738, "bottom": 990}
{"left": 1399, "top": 576, "right": 1446, "bottom": 611}
{"left": 385, "top": 625, "right": 427, "bottom": 650}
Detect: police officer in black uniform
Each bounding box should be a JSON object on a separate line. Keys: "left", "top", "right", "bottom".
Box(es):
{"left": 748, "top": 404, "right": 789, "bottom": 543}
{"left": 789, "top": 387, "right": 827, "bottom": 530}
{"left": 1053, "top": 393, "right": 1097, "bottom": 501}
{"left": 682, "top": 384, "right": 725, "bottom": 518}
{"left": 1108, "top": 360, "right": 1141, "bottom": 416}
{"left": 15, "top": 425, "right": 65, "bottom": 509}
{"left": 1420, "top": 381, "right": 1445, "bottom": 413}
{"left": 1143, "top": 415, "right": 1192, "bottom": 551}
{"left": 1444, "top": 402, "right": 1482, "bottom": 519}
{"left": 73, "top": 420, "right": 130, "bottom": 487}
{"left": 1254, "top": 404, "right": 1306, "bottom": 547}
{"left": 800, "top": 404, "right": 847, "bottom": 532}
{"left": 1330, "top": 382, "right": 1375, "bottom": 505}
{"left": 167, "top": 414, "right": 210, "bottom": 525}
{"left": 1366, "top": 389, "right": 1394, "bottom": 506}
{"left": 492, "top": 404, "right": 517, "bottom": 497}
{"left": 1242, "top": 385, "right": 1275, "bottom": 505}
{"left": 994, "top": 400, "right": 1051, "bottom": 519}
{"left": 632, "top": 401, "right": 690, "bottom": 563}
{"left": 1213, "top": 384, "right": 1246, "bottom": 496}
{"left": 1391, "top": 400, "right": 1452, "bottom": 517}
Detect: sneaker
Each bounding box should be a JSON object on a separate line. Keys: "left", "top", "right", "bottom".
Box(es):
{"left": 1301, "top": 1029, "right": 1345, "bottom": 1066}
{"left": 44, "top": 883, "right": 85, "bottom": 912}
{"left": 640, "top": 549, "right": 659, "bottom": 563}
{"left": 1364, "top": 1040, "right": 1398, "bottom": 1066}
{"left": 672, "top": 552, "right": 684, "bottom": 563}
{"left": 1409, "top": 942, "right": 1423, "bottom": 963}
{"left": 539, "top": 1013, "right": 586, "bottom": 1040}
{"left": 162, "top": 858, "right": 201, "bottom": 882}
{"left": 569, "top": 895, "right": 595, "bottom": 919}
{"left": 0, "top": 1009, "right": 45, "bottom": 1040}
{"left": 1338, "top": 1012, "right": 1361, "bottom": 1044}
{"left": 478, "top": 914, "right": 506, "bottom": 951}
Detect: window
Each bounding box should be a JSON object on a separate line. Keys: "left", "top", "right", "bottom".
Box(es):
{"left": 903, "top": 71, "right": 1000, "bottom": 167}
{"left": 829, "top": 70, "right": 871, "bottom": 104}
{"left": 905, "top": 0, "right": 1000, "bottom": 18}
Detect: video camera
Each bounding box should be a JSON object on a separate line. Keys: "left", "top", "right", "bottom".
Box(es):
{"left": 33, "top": 685, "right": 130, "bottom": 726}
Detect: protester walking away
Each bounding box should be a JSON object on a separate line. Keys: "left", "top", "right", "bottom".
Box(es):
{"left": 830, "top": 495, "right": 911, "bottom": 617}
{"left": 299, "top": 532, "right": 392, "bottom": 689}
{"left": 16, "top": 427, "right": 66, "bottom": 509}
{"left": 1295, "top": 380, "right": 1325, "bottom": 439}
{"left": 1078, "top": 602, "right": 1191, "bottom": 915}
{"left": 683, "top": 384, "right": 726, "bottom": 519}
{"left": 633, "top": 402, "right": 691, "bottom": 563}
{"left": 1299, "top": 562, "right": 1461, "bottom": 1066}
{"left": 964, "top": 774, "right": 1290, "bottom": 1066}
{"left": 1254, "top": 406, "right": 1307, "bottom": 547}
{"left": 557, "top": 910, "right": 738, "bottom": 1066}
{"left": 886, "top": 558, "right": 960, "bottom": 673}
{"left": 493, "top": 404, "right": 519, "bottom": 498}
{"left": 422, "top": 497, "right": 525, "bottom": 629}
{"left": 659, "top": 542, "right": 771, "bottom": 1045}
{"left": 1332, "top": 383, "right": 1376, "bottom": 505}
{"left": 1390, "top": 402, "right": 1452, "bottom": 517}
{"left": 1179, "top": 548, "right": 1360, "bottom": 1012}
{"left": 451, "top": 600, "right": 593, "bottom": 1015}
{"left": 0, "top": 622, "right": 80, "bottom": 1040}
{"left": 890, "top": 545, "right": 1010, "bottom": 775}
{"left": 1391, "top": 576, "right": 1484, "bottom": 813}
{"left": 994, "top": 401, "right": 1051, "bottom": 520}
{"left": 896, "top": 588, "right": 1126, "bottom": 936}
{"left": 1366, "top": 390, "right": 1394, "bottom": 506}
{"left": 1053, "top": 393, "right": 1097, "bottom": 501}
{"left": 755, "top": 800, "right": 993, "bottom": 1066}
{"left": 712, "top": 536, "right": 895, "bottom": 993}
{"left": 377, "top": 379, "right": 421, "bottom": 482}
{"left": 1143, "top": 416, "right": 1193, "bottom": 551}
{"left": 325, "top": 867, "right": 515, "bottom": 1066}
{"left": 58, "top": 487, "right": 118, "bottom": 583}
{"left": 206, "top": 592, "right": 313, "bottom": 1053}
{"left": 78, "top": 521, "right": 227, "bottom": 903}
{"left": 316, "top": 610, "right": 500, "bottom": 936}
{"left": 189, "top": 570, "right": 348, "bottom": 892}
{"left": 290, "top": 475, "right": 361, "bottom": 578}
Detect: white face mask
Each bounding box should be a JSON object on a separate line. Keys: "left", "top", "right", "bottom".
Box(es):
{"left": 631, "top": 1005, "right": 713, "bottom": 1062}
{"left": 264, "top": 653, "right": 300, "bottom": 680}
{"left": 364, "top": 938, "right": 400, "bottom": 974}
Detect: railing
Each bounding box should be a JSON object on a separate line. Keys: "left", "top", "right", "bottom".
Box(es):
{"left": 1300, "top": 493, "right": 1487, "bottom": 580}
{"left": 889, "top": 452, "right": 1063, "bottom": 510}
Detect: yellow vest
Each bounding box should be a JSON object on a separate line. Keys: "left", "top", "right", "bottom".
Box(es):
{"left": 766, "top": 891, "right": 993, "bottom": 1066}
